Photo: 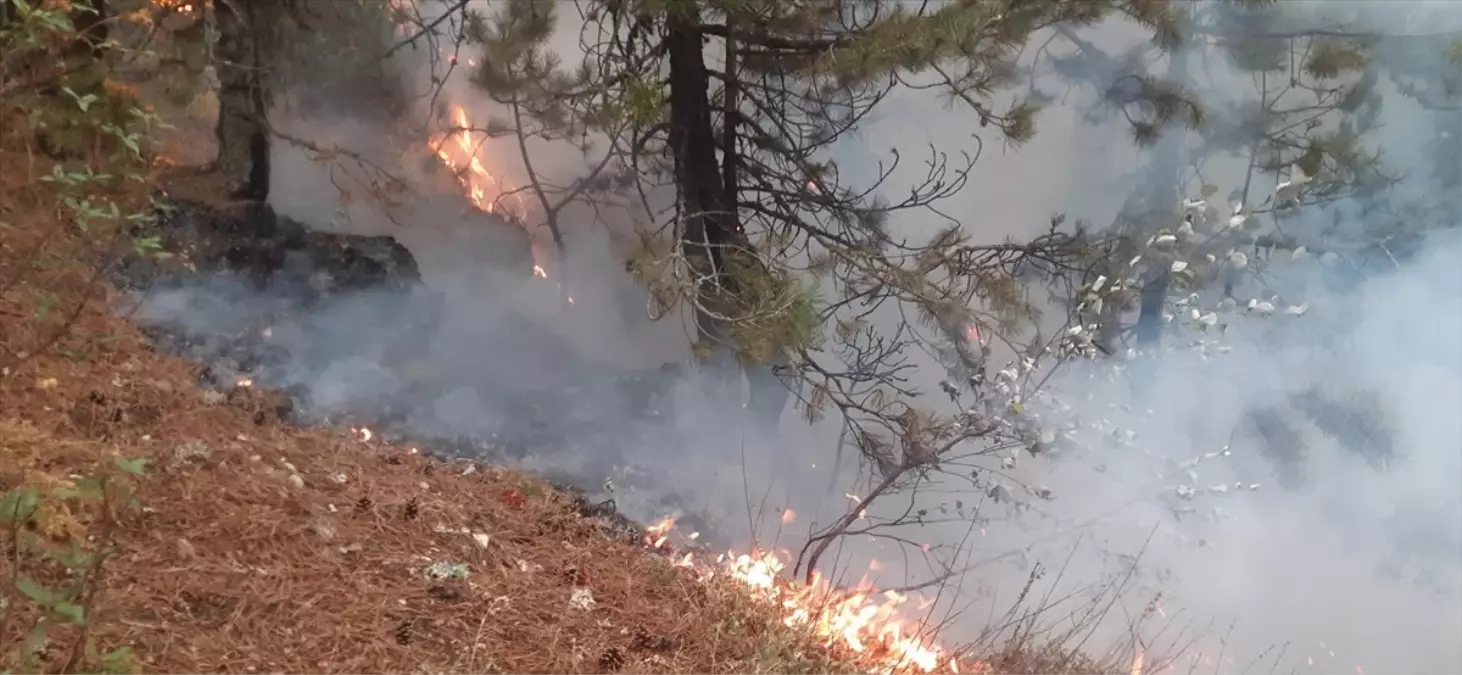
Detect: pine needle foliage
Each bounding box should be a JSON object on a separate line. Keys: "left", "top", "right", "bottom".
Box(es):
{"left": 549, "top": 0, "right": 1192, "bottom": 458}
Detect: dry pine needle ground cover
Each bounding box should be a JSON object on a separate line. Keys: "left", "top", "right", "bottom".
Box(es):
{"left": 0, "top": 115, "right": 863, "bottom": 673}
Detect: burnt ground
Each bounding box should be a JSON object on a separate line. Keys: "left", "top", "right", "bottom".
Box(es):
{"left": 105, "top": 193, "right": 734, "bottom": 550}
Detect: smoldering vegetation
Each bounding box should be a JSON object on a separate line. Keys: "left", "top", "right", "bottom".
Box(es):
{"left": 110, "top": 0, "right": 1461, "bottom": 673}
{"left": 113, "top": 194, "right": 769, "bottom": 548}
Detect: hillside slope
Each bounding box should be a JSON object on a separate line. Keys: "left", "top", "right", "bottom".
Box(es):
{"left": 0, "top": 21, "right": 1125, "bottom": 669}
{"left": 0, "top": 116, "right": 884, "bottom": 673}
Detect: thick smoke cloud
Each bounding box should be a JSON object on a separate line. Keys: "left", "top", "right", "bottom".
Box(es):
{"left": 976, "top": 232, "right": 1462, "bottom": 672}
{"left": 835, "top": 2, "right": 1461, "bottom": 672}
{"left": 134, "top": 1, "right": 1459, "bottom": 672}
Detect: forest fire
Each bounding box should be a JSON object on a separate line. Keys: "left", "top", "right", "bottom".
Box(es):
{"left": 430, "top": 106, "right": 526, "bottom": 223}
{"left": 642, "top": 516, "right": 963, "bottom": 674}
{"left": 426, "top": 102, "right": 564, "bottom": 274}
{"left": 378, "top": 2, "right": 943, "bottom": 670}
{"left": 428, "top": 103, "right": 571, "bottom": 299}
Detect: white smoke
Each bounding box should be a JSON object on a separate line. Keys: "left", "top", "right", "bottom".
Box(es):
{"left": 137, "top": 1, "right": 1462, "bottom": 671}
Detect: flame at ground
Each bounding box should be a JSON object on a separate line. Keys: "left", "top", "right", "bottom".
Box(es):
{"left": 643, "top": 516, "right": 963, "bottom": 674}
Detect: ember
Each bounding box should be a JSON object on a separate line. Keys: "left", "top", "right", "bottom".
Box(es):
{"left": 151, "top": 0, "right": 200, "bottom": 16}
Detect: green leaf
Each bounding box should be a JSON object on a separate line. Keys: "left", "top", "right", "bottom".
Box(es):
{"left": 56, "top": 476, "right": 105, "bottom": 502}
{"left": 52, "top": 600, "right": 86, "bottom": 625}
{"left": 1200, "top": 184, "right": 1219, "bottom": 198}
{"left": 15, "top": 576, "right": 56, "bottom": 607}
{"left": 0, "top": 487, "right": 40, "bottom": 523}
{"left": 22, "top": 623, "right": 49, "bottom": 668}
{"left": 102, "top": 646, "right": 137, "bottom": 675}
{"left": 56, "top": 543, "right": 100, "bottom": 570}
{"left": 114, "top": 457, "right": 149, "bottom": 476}
{"left": 33, "top": 293, "right": 57, "bottom": 321}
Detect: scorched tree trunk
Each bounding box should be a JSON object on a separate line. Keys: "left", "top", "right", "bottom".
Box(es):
{"left": 214, "top": 0, "right": 272, "bottom": 201}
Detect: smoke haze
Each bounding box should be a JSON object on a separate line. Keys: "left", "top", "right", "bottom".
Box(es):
{"left": 135, "top": 1, "right": 1461, "bottom": 672}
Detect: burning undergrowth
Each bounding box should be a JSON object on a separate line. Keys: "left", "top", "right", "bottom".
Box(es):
{"left": 89, "top": 51, "right": 992, "bottom": 663}
{"left": 0, "top": 128, "right": 971, "bottom": 674}
{"left": 95, "top": 192, "right": 989, "bottom": 673}
{"left": 110, "top": 196, "right": 734, "bottom": 550}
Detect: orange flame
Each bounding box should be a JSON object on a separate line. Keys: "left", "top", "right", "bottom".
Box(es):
{"left": 645, "top": 516, "right": 964, "bottom": 674}
{"left": 428, "top": 104, "right": 571, "bottom": 299}
{"left": 644, "top": 516, "right": 677, "bottom": 550}
{"left": 430, "top": 105, "right": 528, "bottom": 219}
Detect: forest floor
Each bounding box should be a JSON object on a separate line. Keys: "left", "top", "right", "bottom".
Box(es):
{"left": 0, "top": 98, "right": 884, "bottom": 673}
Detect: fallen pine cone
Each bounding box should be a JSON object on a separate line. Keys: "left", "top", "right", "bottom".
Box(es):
{"left": 598, "top": 647, "right": 625, "bottom": 672}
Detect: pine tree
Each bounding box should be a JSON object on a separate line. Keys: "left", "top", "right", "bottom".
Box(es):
{"left": 457, "top": 0, "right": 639, "bottom": 270}
{"left": 1048, "top": 0, "right": 1392, "bottom": 352}
{"left": 430, "top": 0, "right": 1202, "bottom": 578}
{"left": 213, "top": 0, "right": 409, "bottom": 202}
{"left": 213, "top": 0, "right": 278, "bottom": 200}
{"left": 1372, "top": 30, "right": 1462, "bottom": 221}
{"left": 575, "top": 0, "right": 1189, "bottom": 436}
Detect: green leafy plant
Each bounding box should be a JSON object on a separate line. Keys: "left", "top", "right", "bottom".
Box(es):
{"left": 0, "top": 457, "right": 147, "bottom": 674}
{"left": 0, "top": 0, "right": 173, "bottom": 373}
{"left": 3, "top": 0, "right": 171, "bottom": 238}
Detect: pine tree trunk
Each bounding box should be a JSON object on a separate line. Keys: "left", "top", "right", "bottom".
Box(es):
{"left": 665, "top": 10, "right": 795, "bottom": 430}
{"left": 1133, "top": 42, "right": 1191, "bottom": 352}
{"left": 666, "top": 12, "right": 741, "bottom": 398}
{"left": 666, "top": 13, "right": 736, "bottom": 277}
{"left": 744, "top": 349, "right": 797, "bottom": 429}
{"left": 214, "top": 0, "right": 272, "bottom": 201}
